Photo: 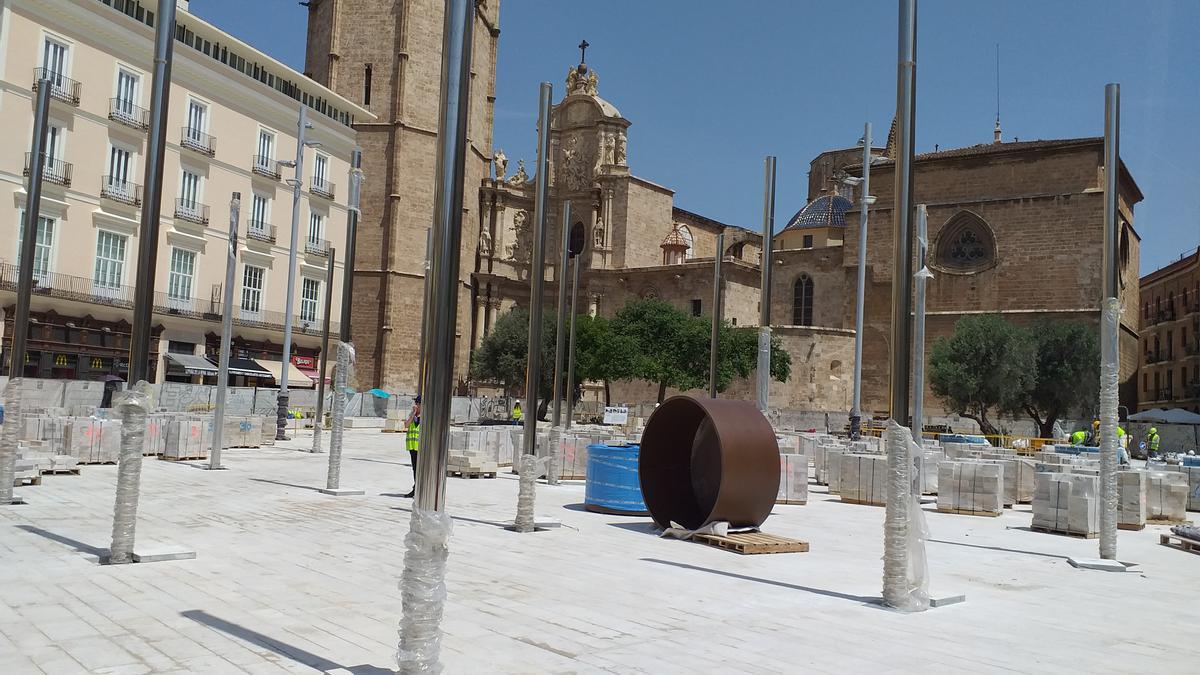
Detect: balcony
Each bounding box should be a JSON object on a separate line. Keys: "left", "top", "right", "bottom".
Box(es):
{"left": 24, "top": 153, "right": 72, "bottom": 187}
{"left": 180, "top": 127, "right": 216, "bottom": 156}
{"left": 0, "top": 262, "right": 339, "bottom": 338}
{"left": 108, "top": 98, "right": 150, "bottom": 130}
{"left": 1156, "top": 309, "right": 1177, "bottom": 325}
{"left": 1188, "top": 302, "right": 1200, "bottom": 317}
{"left": 1187, "top": 382, "right": 1200, "bottom": 399}
{"left": 100, "top": 176, "right": 142, "bottom": 206}
{"left": 32, "top": 68, "right": 81, "bottom": 106}
{"left": 310, "top": 177, "right": 335, "bottom": 200}
{"left": 1185, "top": 342, "right": 1200, "bottom": 358}
{"left": 252, "top": 155, "right": 281, "bottom": 180}
{"left": 305, "top": 238, "right": 330, "bottom": 257}
{"left": 174, "top": 199, "right": 210, "bottom": 225}
{"left": 1155, "top": 387, "right": 1173, "bottom": 401}
{"left": 246, "top": 221, "right": 277, "bottom": 243}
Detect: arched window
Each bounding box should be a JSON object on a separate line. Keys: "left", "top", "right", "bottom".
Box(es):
{"left": 793, "top": 274, "right": 813, "bottom": 326}
{"left": 678, "top": 225, "right": 694, "bottom": 259}
{"left": 934, "top": 211, "right": 997, "bottom": 273}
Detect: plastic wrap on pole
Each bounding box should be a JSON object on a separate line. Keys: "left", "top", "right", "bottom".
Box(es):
{"left": 1098, "top": 296, "right": 1120, "bottom": 559}
{"left": 756, "top": 326, "right": 771, "bottom": 414}
{"left": 312, "top": 416, "right": 323, "bottom": 453}
{"left": 514, "top": 453, "right": 538, "bottom": 533}
{"left": 109, "top": 381, "right": 152, "bottom": 564}
{"left": 327, "top": 341, "right": 355, "bottom": 491}
{"left": 397, "top": 506, "right": 452, "bottom": 674}
{"left": 0, "top": 378, "right": 23, "bottom": 504}
{"left": 882, "top": 420, "right": 930, "bottom": 612}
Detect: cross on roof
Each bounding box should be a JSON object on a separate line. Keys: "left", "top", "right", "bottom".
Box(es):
{"left": 578, "top": 40, "right": 589, "bottom": 64}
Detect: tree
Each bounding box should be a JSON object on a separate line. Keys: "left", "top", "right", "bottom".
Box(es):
{"left": 1023, "top": 320, "right": 1099, "bottom": 438}
{"left": 928, "top": 314, "right": 1036, "bottom": 436}
{"left": 611, "top": 298, "right": 707, "bottom": 402}
{"left": 574, "top": 314, "right": 638, "bottom": 406}
{"left": 469, "top": 308, "right": 556, "bottom": 418}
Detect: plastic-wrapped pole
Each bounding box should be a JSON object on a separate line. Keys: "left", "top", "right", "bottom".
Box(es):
{"left": 564, "top": 258, "right": 581, "bottom": 430}
{"left": 849, "top": 122, "right": 873, "bottom": 441}
{"left": 312, "top": 246, "right": 337, "bottom": 454}
{"left": 882, "top": 420, "right": 930, "bottom": 611}
{"left": 552, "top": 201, "right": 572, "bottom": 426}
{"left": 277, "top": 105, "right": 309, "bottom": 441}
{"left": 326, "top": 341, "right": 354, "bottom": 490}
{"left": 515, "top": 454, "right": 538, "bottom": 533}
{"left": 399, "top": 0, "right": 473, "bottom": 671}
{"left": 109, "top": 381, "right": 153, "bottom": 564}
{"left": 889, "top": 0, "right": 918, "bottom": 427}
{"left": 757, "top": 156, "right": 776, "bottom": 415}
{"left": 211, "top": 194, "right": 240, "bottom": 470}
{"left": 0, "top": 379, "right": 23, "bottom": 505}
{"left": 1098, "top": 82, "right": 1121, "bottom": 560}
{"left": 911, "top": 204, "right": 932, "bottom": 492}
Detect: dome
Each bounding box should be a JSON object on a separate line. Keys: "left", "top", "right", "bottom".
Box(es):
{"left": 661, "top": 225, "right": 688, "bottom": 248}
{"left": 782, "top": 194, "right": 854, "bottom": 231}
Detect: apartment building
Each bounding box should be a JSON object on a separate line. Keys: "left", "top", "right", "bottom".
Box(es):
{"left": 1138, "top": 246, "right": 1200, "bottom": 413}
{"left": 0, "top": 0, "right": 370, "bottom": 385}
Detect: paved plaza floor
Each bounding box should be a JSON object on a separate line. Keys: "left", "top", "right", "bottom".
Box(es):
{"left": 1, "top": 428, "right": 1198, "bottom": 674}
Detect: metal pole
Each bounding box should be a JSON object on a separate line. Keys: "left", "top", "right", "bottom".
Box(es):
{"left": 552, "top": 202, "right": 572, "bottom": 426}
{"left": 340, "top": 150, "right": 361, "bottom": 340}
{"left": 277, "top": 105, "right": 309, "bottom": 440}
{"left": 312, "top": 246, "right": 336, "bottom": 453}
{"left": 850, "top": 122, "right": 873, "bottom": 441}
{"left": 1098, "top": 83, "right": 1121, "bottom": 560}
{"left": 209, "top": 193, "right": 240, "bottom": 470}
{"left": 109, "top": 0, "right": 175, "bottom": 565}
{"left": 328, "top": 151, "right": 361, "bottom": 485}
{"left": 10, "top": 79, "right": 51, "bottom": 375}
{"left": 709, "top": 232, "right": 725, "bottom": 398}
{"left": 565, "top": 258, "right": 581, "bottom": 430}
{"left": 522, "top": 82, "right": 553, "bottom": 457}
{"left": 889, "top": 0, "right": 917, "bottom": 427}
{"left": 911, "top": 204, "right": 932, "bottom": 491}
{"left": 417, "top": 228, "right": 432, "bottom": 395}
{"left": 756, "top": 157, "right": 776, "bottom": 415}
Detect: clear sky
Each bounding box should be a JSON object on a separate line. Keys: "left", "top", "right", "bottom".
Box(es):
{"left": 193, "top": 0, "right": 1199, "bottom": 274}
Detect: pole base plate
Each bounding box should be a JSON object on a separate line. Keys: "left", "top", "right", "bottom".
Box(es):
{"left": 930, "top": 594, "right": 967, "bottom": 607}
{"left": 1067, "top": 557, "right": 1129, "bottom": 572}
{"left": 6, "top": 495, "right": 27, "bottom": 505}
{"left": 319, "top": 487, "right": 365, "bottom": 496}
{"left": 131, "top": 545, "right": 197, "bottom": 563}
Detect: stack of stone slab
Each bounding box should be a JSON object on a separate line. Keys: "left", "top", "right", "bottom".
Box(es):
{"left": 446, "top": 451, "right": 498, "bottom": 477}
{"left": 817, "top": 444, "right": 847, "bottom": 491}
{"left": 16, "top": 443, "right": 78, "bottom": 475}
{"left": 916, "top": 448, "right": 944, "bottom": 495}
{"left": 62, "top": 418, "right": 122, "bottom": 463}
{"left": 1147, "top": 470, "right": 1189, "bottom": 522}
{"left": 839, "top": 454, "right": 887, "bottom": 506}
{"left": 777, "top": 452, "right": 809, "bottom": 505}
{"left": 1118, "top": 470, "right": 1148, "bottom": 530}
{"left": 937, "top": 461, "right": 1003, "bottom": 516}
{"left": 982, "top": 457, "right": 1038, "bottom": 505}
{"left": 222, "top": 415, "right": 263, "bottom": 447}
{"left": 1171, "top": 465, "right": 1200, "bottom": 512}
{"left": 164, "top": 419, "right": 208, "bottom": 460}
{"left": 1032, "top": 473, "right": 1098, "bottom": 536}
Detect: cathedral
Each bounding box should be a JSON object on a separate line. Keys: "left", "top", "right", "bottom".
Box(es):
{"left": 304, "top": 0, "right": 1144, "bottom": 423}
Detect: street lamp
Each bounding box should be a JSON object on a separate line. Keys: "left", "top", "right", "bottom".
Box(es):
{"left": 848, "top": 124, "right": 889, "bottom": 440}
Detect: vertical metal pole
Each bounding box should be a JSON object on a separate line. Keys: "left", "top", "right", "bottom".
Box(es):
{"left": 417, "top": 228, "right": 432, "bottom": 395}
{"left": 209, "top": 193, "right": 240, "bottom": 470}
{"left": 552, "top": 202, "right": 572, "bottom": 426}
{"left": 850, "top": 122, "right": 872, "bottom": 441}
{"left": 340, "top": 150, "right": 361, "bottom": 340}
{"left": 757, "top": 157, "right": 776, "bottom": 415}
{"left": 312, "top": 246, "right": 336, "bottom": 453}
{"left": 889, "top": 0, "right": 917, "bottom": 427}
{"left": 277, "top": 105, "right": 308, "bottom": 440}
{"left": 564, "top": 258, "right": 581, "bottom": 430}
{"left": 1098, "top": 83, "right": 1121, "bottom": 560}
{"left": 911, "top": 205, "right": 932, "bottom": 491}
{"left": 10, "top": 79, "right": 51, "bottom": 375}
{"left": 709, "top": 232, "right": 725, "bottom": 397}
{"left": 522, "top": 82, "right": 553, "bottom": 457}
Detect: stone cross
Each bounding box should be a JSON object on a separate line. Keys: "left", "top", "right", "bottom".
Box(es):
{"left": 578, "top": 40, "right": 589, "bottom": 64}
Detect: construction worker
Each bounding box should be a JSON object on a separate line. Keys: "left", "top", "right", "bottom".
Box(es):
{"left": 1147, "top": 427, "right": 1162, "bottom": 459}
{"left": 402, "top": 395, "right": 421, "bottom": 499}
{"left": 1070, "top": 428, "right": 1088, "bottom": 446}
{"left": 1085, "top": 420, "right": 1100, "bottom": 446}
{"left": 512, "top": 401, "right": 523, "bottom": 424}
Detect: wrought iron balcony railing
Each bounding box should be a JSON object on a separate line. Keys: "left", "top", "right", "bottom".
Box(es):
{"left": 246, "top": 221, "right": 277, "bottom": 243}
{"left": 310, "top": 177, "right": 335, "bottom": 200}
{"left": 24, "top": 153, "right": 72, "bottom": 187}
{"left": 180, "top": 127, "right": 216, "bottom": 156}
{"left": 174, "top": 199, "right": 210, "bottom": 225}
{"left": 109, "top": 98, "right": 150, "bottom": 130}
{"left": 252, "top": 155, "right": 281, "bottom": 180}
{"left": 100, "top": 176, "right": 142, "bottom": 206}
{"left": 32, "top": 68, "right": 80, "bottom": 106}
{"left": 304, "top": 238, "right": 330, "bottom": 257}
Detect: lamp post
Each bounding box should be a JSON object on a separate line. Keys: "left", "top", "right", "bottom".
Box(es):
{"left": 709, "top": 232, "right": 725, "bottom": 398}
{"left": 276, "top": 105, "right": 313, "bottom": 441}
{"left": 757, "top": 157, "right": 776, "bottom": 415}
{"left": 325, "top": 150, "right": 362, "bottom": 492}
{"left": 552, "top": 201, "right": 572, "bottom": 426}
{"left": 209, "top": 193, "right": 240, "bottom": 470}
{"left": 311, "top": 246, "right": 336, "bottom": 453}
{"left": 849, "top": 122, "right": 883, "bottom": 441}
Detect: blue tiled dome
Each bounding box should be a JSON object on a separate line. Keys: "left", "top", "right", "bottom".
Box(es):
{"left": 783, "top": 194, "right": 854, "bottom": 230}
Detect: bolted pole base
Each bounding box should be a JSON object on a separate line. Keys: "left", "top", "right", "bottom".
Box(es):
{"left": 849, "top": 413, "right": 862, "bottom": 441}
{"left": 275, "top": 392, "right": 290, "bottom": 441}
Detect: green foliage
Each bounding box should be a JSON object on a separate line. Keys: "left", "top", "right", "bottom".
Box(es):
{"left": 469, "top": 307, "right": 555, "bottom": 399}
{"left": 1024, "top": 320, "right": 1099, "bottom": 438}
{"left": 928, "top": 314, "right": 1036, "bottom": 436}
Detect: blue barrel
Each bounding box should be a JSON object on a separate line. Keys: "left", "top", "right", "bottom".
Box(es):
{"left": 585, "top": 443, "right": 648, "bottom": 515}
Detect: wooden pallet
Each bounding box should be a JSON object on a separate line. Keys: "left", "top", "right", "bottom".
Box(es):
{"left": 1031, "top": 525, "right": 1097, "bottom": 539}
{"left": 775, "top": 499, "right": 808, "bottom": 506}
{"left": 13, "top": 475, "right": 42, "bottom": 487}
{"left": 937, "top": 507, "right": 1002, "bottom": 518}
{"left": 446, "top": 470, "right": 496, "bottom": 479}
{"left": 1147, "top": 517, "right": 1192, "bottom": 526}
{"left": 380, "top": 429, "right": 403, "bottom": 434}
{"left": 841, "top": 497, "right": 884, "bottom": 507}
{"left": 1117, "top": 522, "right": 1146, "bottom": 531}
{"left": 1159, "top": 533, "right": 1200, "bottom": 556}
{"left": 77, "top": 460, "right": 117, "bottom": 465}
{"left": 692, "top": 531, "right": 809, "bottom": 555}
{"left": 42, "top": 467, "right": 80, "bottom": 475}
{"left": 160, "top": 455, "right": 207, "bottom": 462}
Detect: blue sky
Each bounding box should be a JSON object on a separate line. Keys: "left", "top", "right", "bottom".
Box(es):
{"left": 195, "top": 0, "right": 1198, "bottom": 274}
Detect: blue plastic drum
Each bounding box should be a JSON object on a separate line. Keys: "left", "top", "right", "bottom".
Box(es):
{"left": 585, "top": 443, "right": 649, "bottom": 515}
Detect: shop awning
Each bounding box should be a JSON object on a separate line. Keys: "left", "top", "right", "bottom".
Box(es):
{"left": 226, "top": 358, "right": 273, "bottom": 378}
{"left": 255, "top": 359, "right": 314, "bottom": 388}
{"left": 294, "top": 359, "right": 332, "bottom": 385}
{"left": 164, "top": 353, "right": 218, "bottom": 376}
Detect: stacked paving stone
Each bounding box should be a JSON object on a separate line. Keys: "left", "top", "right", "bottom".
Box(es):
{"left": 1146, "top": 470, "right": 1189, "bottom": 522}
{"left": 839, "top": 454, "right": 888, "bottom": 506}
{"left": 937, "top": 461, "right": 1004, "bottom": 516}
{"left": 1118, "top": 470, "right": 1148, "bottom": 529}
{"left": 446, "top": 451, "right": 498, "bottom": 477}
{"left": 1032, "top": 473, "right": 1099, "bottom": 536}
{"left": 164, "top": 419, "right": 208, "bottom": 460}
{"left": 62, "top": 418, "right": 122, "bottom": 463}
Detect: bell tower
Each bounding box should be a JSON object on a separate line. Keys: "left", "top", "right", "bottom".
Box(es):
{"left": 304, "top": 0, "right": 501, "bottom": 391}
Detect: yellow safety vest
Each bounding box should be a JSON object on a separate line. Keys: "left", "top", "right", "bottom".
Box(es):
{"left": 406, "top": 420, "right": 420, "bottom": 452}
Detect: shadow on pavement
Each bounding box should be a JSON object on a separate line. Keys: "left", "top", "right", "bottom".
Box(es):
{"left": 181, "top": 609, "right": 392, "bottom": 674}
{"left": 14, "top": 524, "right": 107, "bottom": 561}
{"left": 928, "top": 537, "right": 1069, "bottom": 560}
{"left": 389, "top": 504, "right": 507, "bottom": 529}
{"left": 640, "top": 557, "right": 880, "bottom": 606}
{"left": 248, "top": 478, "right": 325, "bottom": 492}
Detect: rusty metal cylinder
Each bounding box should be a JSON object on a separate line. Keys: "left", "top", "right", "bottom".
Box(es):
{"left": 638, "top": 396, "right": 780, "bottom": 530}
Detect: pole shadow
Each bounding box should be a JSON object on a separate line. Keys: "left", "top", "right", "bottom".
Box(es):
{"left": 389, "top": 505, "right": 508, "bottom": 529}
{"left": 927, "top": 538, "right": 1069, "bottom": 560}
{"left": 348, "top": 457, "right": 410, "bottom": 467}
{"left": 15, "top": 524, "right": 107, "bottom": 562}
{"left": 181, "top": 609, "right": 392, "bottom": 674}
{"left": 248, "top": 478, "right": 325, "bottom": 493}
{"left": 639, "top": 557, "right": 880, "bottom": 607}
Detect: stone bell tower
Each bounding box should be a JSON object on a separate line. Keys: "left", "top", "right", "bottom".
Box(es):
{"left": 304, "top": 0, "right": 501, "bottom": 392}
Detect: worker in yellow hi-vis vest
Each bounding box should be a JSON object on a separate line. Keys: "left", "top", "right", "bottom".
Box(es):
{"left": 403, "top": 395, "right": 421, "bottom": 499}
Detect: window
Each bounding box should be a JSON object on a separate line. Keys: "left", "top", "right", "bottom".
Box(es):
{"left": 167, "top": 248, "right": 196, "bottom": 304}
{"left": 241, "top": 265, "right": 264, "bottom": 315}
{"left": 300, "top": 278, "right": 320, "bottom": 323}
{"left": 42, "top": 36, "right": 68, "bottom": 82}
{"left": 678, "top": 225, "right": 694, "bottom": 260}
{"left": 691, "top": 299, "right": 702, "bottom": 317}
{"left": 792, "top": 274, "right": 813, "bottom": 326}
{"left": 1143, "top": 373, "right": 1148, "bottom": 393}
{"left": 1166, "top": 370, "right": 1173, "bottom": 397}
{"left": 17, "top": 215, "right": 55, "bottom": 281}
{"left": 93, "top": 231, "right": 127, "bottom": 291}
{"left": 180, "top": 170, "right": 202, "bottom": 208}
{"left": 114, "top": 68, "right": 139, "bottom": 113}
{"left": 364, "top": 64, "right": 372, "bottom": 105}
{"left": 256, "top": 129, "right": 274, "bottom": 162}
{"left": 313, "top": 153, "right": 329, "bottom": 187}
{"left": 1167, "top": 331, "right": 1174, "bottom": 360}
{"left": 802, "top": 234, "right": 814, "bottom": 249}
{"left": 108, "top": 145, "right": 133, "bottom": 183}
{"left": 307, "top": 210, "right": 324, "bottom": 246}
{"left": 250, "top": 194, "right": 269, "bottom": 231}
{"left": 45, "top": 125, "right": 63, "bottom": 167}
{"left": 935, "top": 211, "right": 997, "bottom": 273}
{"left": 185, "top": 99, "right": 207, "bottom": 141}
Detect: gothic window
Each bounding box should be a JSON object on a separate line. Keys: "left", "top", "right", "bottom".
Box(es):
{"left": 935, "top": 211, "right": 997, "bottom": 273}
{"left": 678, "top": 225, "right": 694, "bottom": 259}
{"left": 792, "top": 274, "right": 813, "bottom": 326}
